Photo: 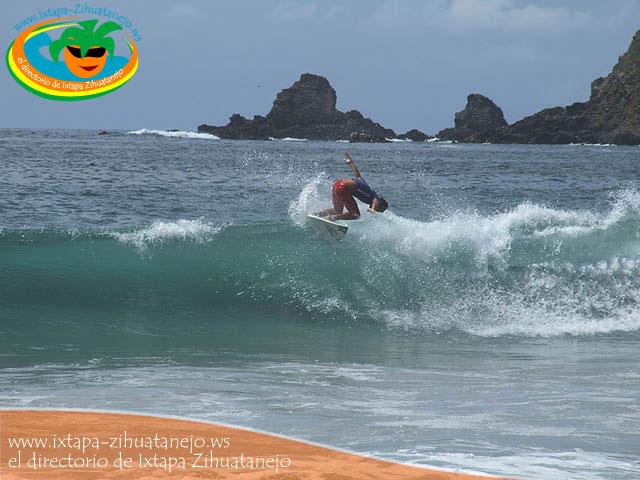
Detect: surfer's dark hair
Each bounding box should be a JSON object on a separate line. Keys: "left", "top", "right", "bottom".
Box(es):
{"left": 376, "top": 197, "right": 388, "bottom": 212}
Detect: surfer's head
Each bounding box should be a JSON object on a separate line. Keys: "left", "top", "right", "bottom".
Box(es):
{"left": 374, "top": 197, "right": 388, "bottom": 212}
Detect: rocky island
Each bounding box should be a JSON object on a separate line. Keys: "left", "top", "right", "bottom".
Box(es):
{"left": 198, "top": 73, "right": 428, "bottom": 142}
{"left": 437, "top": 94, "right": 508, "bottom": 142}
{"left": 439, "top": 29, "right": 640, "bottom": 145}
{"left": 199, "top": 29, "right": 640, "bottom": 145}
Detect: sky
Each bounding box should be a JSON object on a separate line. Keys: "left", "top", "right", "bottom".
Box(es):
{"left": 1, "top": 0, "right": 640, "bottom": 134}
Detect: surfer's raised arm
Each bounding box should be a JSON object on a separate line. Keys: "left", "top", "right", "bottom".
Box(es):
{"left": 344, "top": 152, "right": 363, "bottom": 179}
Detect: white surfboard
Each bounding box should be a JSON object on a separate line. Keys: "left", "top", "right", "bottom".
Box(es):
{"left": 306, "top": 214, "right": 349, "bottom": 240}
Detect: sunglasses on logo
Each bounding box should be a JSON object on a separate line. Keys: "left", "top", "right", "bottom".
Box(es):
{"left": 66, "top": 46, "right": 107, "bottom": 58}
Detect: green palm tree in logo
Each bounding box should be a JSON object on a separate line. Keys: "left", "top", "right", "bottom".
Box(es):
{"left": 49, "top": 19, "right": 123, "bottom": 78}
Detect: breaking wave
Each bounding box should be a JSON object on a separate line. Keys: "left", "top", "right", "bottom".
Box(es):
{"left": 269, "top": 137, "right": 308, "bottom": 141}
{"left": 127, "top": 129, "right": 220, "bottom": 140}
{"left": 112, "top": 219, "right": 223, "bottom": 250}
{"left": 3, "top": 188, "right": 640, "bottom": 339}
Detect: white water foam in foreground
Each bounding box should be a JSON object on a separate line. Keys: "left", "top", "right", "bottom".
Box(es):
{"left": 290, "top": 179, "right": 640, "bottom": 338}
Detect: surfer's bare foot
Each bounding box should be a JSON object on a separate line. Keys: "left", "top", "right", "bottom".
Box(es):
{"left": 317, "top": 209, "right": 335, "bottom": 218}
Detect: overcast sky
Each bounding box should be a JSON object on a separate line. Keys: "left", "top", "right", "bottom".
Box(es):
{"left": 2, "top": 0, "right": 639, "bottom": 134}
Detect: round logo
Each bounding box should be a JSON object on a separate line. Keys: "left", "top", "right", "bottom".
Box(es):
{"left": 6, "top": 17, "right": 138, "bottom": 101}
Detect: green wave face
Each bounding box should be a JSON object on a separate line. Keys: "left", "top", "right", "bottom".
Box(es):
{"left": 3, "top": 203, "right": 640, "bottom": 367}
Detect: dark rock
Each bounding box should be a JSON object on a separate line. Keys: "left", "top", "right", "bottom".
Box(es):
{"left": 349, "top": 132, "right": 390, "bottom": 143}
{"left": 198, "top": 73, "right": 396, "bottom": 141}
{"left": 486, "top": 104, "right": 597, "bottom": 144}
{"left": 449, "top": 30, "right": 640, "bottom": 145}
{"left": 266, "top": 73, "right": 337, "bottom": 137}
{"left": 397, "top": 129, "right": 431, "bottom": 141}
{"left": 199, "top": 114, "right": 272, "bottom": 140}
{"left": 454, "top": 94, "right": 508, "bottom": 131}
{"left": 97, "top": 130, "right": 109, "bottom": 135}
{"left": 586, "top": 30, "right": 640, "bottom": 143}
{"left": 608, "top": 128, "right": 640, "bottom": 145}
{"left": 437, "top": 94, "right": 508, "bottom": 141}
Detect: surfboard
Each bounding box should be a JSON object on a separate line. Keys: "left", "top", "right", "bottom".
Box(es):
{"left": 306, "top": 214, "right": 349, "bottom": 240}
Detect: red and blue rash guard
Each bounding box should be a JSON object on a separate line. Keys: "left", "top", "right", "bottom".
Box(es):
{"left": 353, "top": 178, "right": 378, "bottom": 206}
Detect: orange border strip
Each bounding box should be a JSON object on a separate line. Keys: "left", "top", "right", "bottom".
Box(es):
{"left": 0, "top": 410, "right": 502, "bottom": 480}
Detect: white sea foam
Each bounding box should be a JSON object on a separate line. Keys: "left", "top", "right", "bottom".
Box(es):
{"left": 363, "top": 189, "right": 640, "bottom": 263}
{"left": 289, "top": 179, "right": 640, "bottom": 264}
{"left": 379, "top": 259, "right": 640, "bottom": 338}
{"left": 290, "top": 179, "right": 599, "bottom": 265}
{"left": 378, "top": 286, "right": 640, "bottom": 337}
{"left": 290, "top": 179, "right": 640, "bottom": 337}
{"left": 114, "top": 219, "right": 222, "bottom": 249}
{"left": 288, "top": 173, "right": 329, "bottom": 225}
{"left": 427, "top": 137, "right": 453, "bottom": 143}
{"left": 567, "top": 143, "right": 617, "bottom": 147}
{"left": 412, "top": 449, "right": 637, "bottom": 480}
{"left": 472, "top": 306, "right": 640, "bottom": 337}
{"left": 377, "top": 245, "right": 640, "bottom": 337}
{"left": 269, "top": 137, "right": 307, "bottom": 141}
{"left": 363, "top": 191, "right": 640, "bottom": 337}
{"left": 353, "top": 203, "right": 599, "bottom": 269}
{"left": 386, "top": 138, "right": 412, "bottom": 142}
{"left": 290, "top": 178, "right": 622, "bottom": 265}
{"left": 127, "top": 129, "right": 220, "bottom": 140}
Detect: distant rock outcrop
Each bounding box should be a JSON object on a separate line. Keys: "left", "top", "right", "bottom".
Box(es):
{"left": 349, "top": 132, "right": 390, "bottom": 143}
{"left": 198, "top": 73, "right": 397, "bottom": 141}
{"left": 483, "top": 104, "right": 594, "bottom": 144}
{"left": 437, "top": 94, "right": 508, "bottom": 142}
{"left": 207, "top": 114, "right": 272, "bottom": 140}
{"left": 397, "top": 129, "right": 431, "bottom": 142}
{"left": 448, "top": 30, "right": 640, "bottom": 145}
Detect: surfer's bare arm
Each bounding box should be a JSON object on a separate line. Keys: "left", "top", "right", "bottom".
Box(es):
{"left": 344, "top": 152, "right": 363, "bottom": 179}
{"left": 368, "top": 198, "right": 379, "bottom": 213}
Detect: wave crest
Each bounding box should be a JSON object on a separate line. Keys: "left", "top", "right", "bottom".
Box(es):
{"left": 4, "top": 188, "right": 640, "bottom": 338}
{"left": 113, "top": 219, "right": 222, "bottom": 249}
{"left": 127, "top": 129, "right": 220, "bottom": 140}
{"left": 285, "top": 181, "right": 640, "bottom": 336}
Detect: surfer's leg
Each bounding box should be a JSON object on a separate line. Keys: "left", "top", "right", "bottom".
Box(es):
{"left": 330, "top": 194, "right": 360, "bottom": 220}
{"left": 318, "top": 181, "right": 345, "bottom": 217}
{"left": 317, "top": 181, "right": 344, "bottom": 217}
{"left": 331, "top": 180, "right": 345, "bottom": 214}
{"left": 344, "top": 195, "right": 360, "bottom": 218}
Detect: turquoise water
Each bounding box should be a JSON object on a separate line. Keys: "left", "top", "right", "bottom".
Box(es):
{"left": 1, "top": 129, "right": 639, "bottom": 479}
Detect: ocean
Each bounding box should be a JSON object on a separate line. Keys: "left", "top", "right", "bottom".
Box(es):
{"left": 1, "top": 128, "right": 639, "bottom": 479}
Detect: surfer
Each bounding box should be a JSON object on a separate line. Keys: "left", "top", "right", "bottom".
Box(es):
{"left": 319, "top": 152, "right": 388, "bottom": 221}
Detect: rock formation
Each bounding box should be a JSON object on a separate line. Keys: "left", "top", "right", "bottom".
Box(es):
{"left": 208, "top": 114, "right": 272, "bottom": 140}
{"left": 437, "top": 94, "right": 508, "bottom": 142}
{"left": 349, "top": 132, "right": 390, "bottom": 143}
{"left": 196, "top": 29, "right": 640, "bottom": 145}
{"left": 444, "top": 29, "right": 640, "bottom": 145}
{"left": 397, "top": 129, "right": 431, "bottom": 142}
{"left": 198, "top": 73, "right": 397, "bottom": 141}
